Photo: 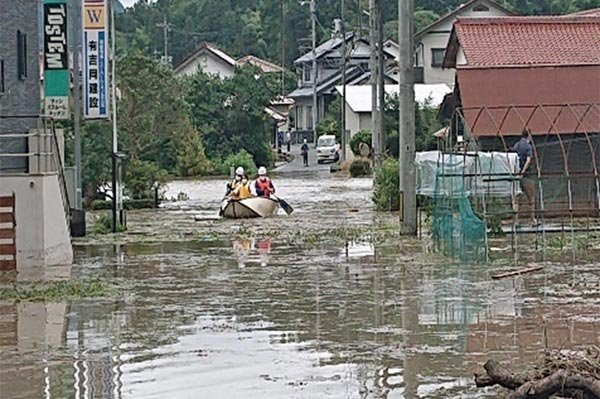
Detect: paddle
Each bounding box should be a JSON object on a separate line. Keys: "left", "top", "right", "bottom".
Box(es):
{"left": 273, "top": 195, "right": 293, "bottom": 215}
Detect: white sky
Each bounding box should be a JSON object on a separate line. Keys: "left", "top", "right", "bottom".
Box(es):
{"left": 120, "top": 0, "right": 138, "bottom": 7}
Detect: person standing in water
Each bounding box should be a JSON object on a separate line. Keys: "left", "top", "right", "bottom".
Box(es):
{"left": 301, "top": 139, "right": 309, "bottom": 167}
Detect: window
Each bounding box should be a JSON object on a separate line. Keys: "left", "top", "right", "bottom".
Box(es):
{"left": 297, "top": 106, "right": 304, "bottom": 129}
{"left": 431, "top": 48, "right": 445, "bottom": 68}
{"left": 306, "top": 106, "right": 313, "bottom": 129}
{"left": 303, "top": 65, "right": 311, "bottom": 82}
{"left": 0, "top": 60, "right": 4, "bottom": 93}
{"left": 17, "top": 30, "right": 27, "bottom": 80}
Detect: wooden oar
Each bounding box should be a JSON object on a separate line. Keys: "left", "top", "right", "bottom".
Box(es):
{"left": 273, "top": 195, "right": 293, "bottom": 215}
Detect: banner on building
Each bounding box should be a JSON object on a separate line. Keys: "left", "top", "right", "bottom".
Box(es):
{"left": 82, "top": 0, "right": 109, "bottom": 119}
{"left": 43, "top": 0, "right": 69, "bottom": 120}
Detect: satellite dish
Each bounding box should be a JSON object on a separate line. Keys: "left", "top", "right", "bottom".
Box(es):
{"left": 359, "top": 142, "right": 371, "bottom": 157}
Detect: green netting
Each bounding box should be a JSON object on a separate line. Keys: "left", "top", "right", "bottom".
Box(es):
{"left": 430, "top": 154, "right": 487, "bottom": 262}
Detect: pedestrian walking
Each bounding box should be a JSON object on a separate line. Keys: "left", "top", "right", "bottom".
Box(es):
{"left": 301, "top": 139, "right": 309, "bottom": 167}
{"left": 285, "top": 130, "right": 291, "bottom": 153}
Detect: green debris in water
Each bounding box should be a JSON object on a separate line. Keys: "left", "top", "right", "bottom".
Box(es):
{"left": 0, "top": 279, "right": 113, "bottom": 303}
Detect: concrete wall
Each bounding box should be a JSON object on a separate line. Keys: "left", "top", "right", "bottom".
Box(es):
{"left": 175, "top": 51, "right": 235, "bottom": 79}
{"left": 0, "top": 0, "right": 41, "bottom": 172}
{"left": 415, "top": 2, "right": 512, "bottom": 87}
{"left": 0, "top": 174, "right": 72, "bottom": 268}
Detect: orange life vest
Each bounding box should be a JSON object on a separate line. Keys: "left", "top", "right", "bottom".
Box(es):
{"left": 255, "top": 177, "right": 273, "bottom": 197}
{"left": 230, "top": 180, "right": 252, "bottom": 199}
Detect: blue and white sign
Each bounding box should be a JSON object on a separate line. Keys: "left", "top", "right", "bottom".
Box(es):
{"left": 83, "top": 0, "right": 109, "bottom": 119}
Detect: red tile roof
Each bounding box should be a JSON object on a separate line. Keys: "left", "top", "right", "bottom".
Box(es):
{"left": 448, "top": 16, "right": 600, "bottom": 68}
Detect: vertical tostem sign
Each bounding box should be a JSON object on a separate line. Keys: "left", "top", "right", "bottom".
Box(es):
{"left": 82, "top": 0, "right": 109, "bottom": 119}
{"left": 43, "top": 0, "right": 69, "bottom": 120}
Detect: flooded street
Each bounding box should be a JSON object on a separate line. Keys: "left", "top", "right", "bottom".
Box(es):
{"left": 1, "top": 173, "right": 599, "bottom": 398}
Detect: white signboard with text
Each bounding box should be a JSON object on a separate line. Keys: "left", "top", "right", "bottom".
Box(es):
{"left": 82, "top": 0, "right": 109, "bottom": 119}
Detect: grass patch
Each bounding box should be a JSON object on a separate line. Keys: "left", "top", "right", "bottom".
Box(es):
{"left": 93, "top": 214, "right": 126, "bottom": 234}
{"left": 0, "top": 279, "right": 112, "bottom": 303}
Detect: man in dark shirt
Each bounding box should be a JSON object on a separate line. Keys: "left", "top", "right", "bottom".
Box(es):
{"left": 511, "top": 128, "right": 537, "bottom": 225}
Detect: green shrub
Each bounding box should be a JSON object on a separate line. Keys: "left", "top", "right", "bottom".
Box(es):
{"left": 316, "top": 118, "right": 340, "bottom": 142}
{"left": 386, "top": 134, "right": 399, "bottom": 158}
{"left": 217, "top": 149, "right": 257, "bottom": 176}
{"left": 350, "top": 129, "right": 372, "bottom": 156}
{"left": 373, "top": 158, "right": 399, "bottom": 211}
{"left": 125, "top": 199, "right": 155, "bottom": 210}
{"left": 349, "top": 158, "right": 372, "bottom": 177}
{"left": 93, "top": 214, "right": 126, "bottom": 234}
{"left": 90, "top": 199, "right": 112, "bottom": 210}
{"left": 89, "top": 198, "right": 156, "bottom": 211}
{"left": 125, "top": 159, "right": 168, "bottom": 200}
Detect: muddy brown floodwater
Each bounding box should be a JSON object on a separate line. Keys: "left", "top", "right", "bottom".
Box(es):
{"left": 1, "top": 172, "right": 599, "bottom": 399}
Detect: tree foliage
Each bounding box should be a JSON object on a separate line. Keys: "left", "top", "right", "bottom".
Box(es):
{"left": 186, "top": 65, "right": 279, "bottom": 168}
{"left": 79, "top": 51, "right": 210, "bottom": 201}
{"left": 116, "top": 0, "right": 599, "bottom": 68}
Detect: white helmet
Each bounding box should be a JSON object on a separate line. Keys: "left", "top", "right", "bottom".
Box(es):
{"left": 235, "top": 166, "right": 245, "bottom": 176}
{"left": 258, "top": 166, "right": 267, "bottom": 176}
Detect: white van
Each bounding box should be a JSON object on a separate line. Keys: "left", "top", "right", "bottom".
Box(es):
{"left": 316, "top": 135, "right": 340, "bottom": 164}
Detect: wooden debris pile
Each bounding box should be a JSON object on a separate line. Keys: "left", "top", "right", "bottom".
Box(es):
{"left": 475, "top": 346, "right": 600, "bottom": 398}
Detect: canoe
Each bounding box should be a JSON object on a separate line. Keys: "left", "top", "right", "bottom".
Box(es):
{"left": 220, "top": 197, "right": 279, "bottom": 219}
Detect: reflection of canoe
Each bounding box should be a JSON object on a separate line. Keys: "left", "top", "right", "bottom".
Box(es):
{"left": 220, "top": 197, "right": 279, "bottom": 219}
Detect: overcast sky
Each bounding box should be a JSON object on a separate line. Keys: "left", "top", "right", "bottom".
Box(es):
{"left": 120, "top": 0, "right": 138, "bottom": 7}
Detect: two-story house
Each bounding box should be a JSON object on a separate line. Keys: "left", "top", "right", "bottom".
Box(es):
{"left": 414, "top": 0, "right": 516, "bottom": 87}
{"left": 288, "top": 32, "right": 398, "bottom": 141}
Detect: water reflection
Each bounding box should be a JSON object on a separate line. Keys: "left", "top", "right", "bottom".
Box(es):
{"left": 1, "top": 177, "right": 598, "bottom": 398}
{"left": 232, "top": 237, "right": 272, "bottom": 268}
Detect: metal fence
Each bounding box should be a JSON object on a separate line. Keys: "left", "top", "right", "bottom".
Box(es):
{"left": 0, "top": 115, "right": 71, "bottom": 224}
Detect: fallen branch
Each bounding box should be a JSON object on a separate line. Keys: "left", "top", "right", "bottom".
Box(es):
{"left": 474, "top": 348, "right": 600, "bottom": 399}
{"left": 475, "top": 360, "right": 529, "bottom": 389}
{"left": 509, "top": 370, "right": 600, "bottom": 399}
{"left": 491, "top": 265, "right": 544, "bottom": 280}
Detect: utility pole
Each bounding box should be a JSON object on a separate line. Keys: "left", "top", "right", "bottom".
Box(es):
{"left": 71, "top": 0, "right": 82, "bottom": 211}
{"left": 110, "top": 0, "right": 121, "bottom": 232}
{"left": 377, "top": 0, "right": 385, "bottom": 155}
{"left": 340, "top": 0, "right": 347, "bottom": 162}
{"left": 311, "top": 0, "right": 318, "bottom": 144}
{"left": 156, "top": 14, "right": 172, "bottom": 65}
{"left": 399, "top": 0, "right": 416, "bottom": 235}
{"left": 369, "top": 0, "right": 380, "bottom": 166}
{"left": 280, "top": 0, "right": 285, "bottom": 96}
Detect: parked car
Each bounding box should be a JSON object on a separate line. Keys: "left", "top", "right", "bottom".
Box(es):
{"left": 316, "top": 135, "right": 340, "bottom": 164}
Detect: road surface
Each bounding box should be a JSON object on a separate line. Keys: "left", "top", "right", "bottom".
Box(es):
{"left": 273, "top": 144, "right": 331, "bottom": 173}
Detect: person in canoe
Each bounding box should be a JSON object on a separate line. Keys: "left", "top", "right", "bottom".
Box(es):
{"left": 254, "top": 166, "right": 275, "bottom": 198}
{"left": 226, "top": 166, "right": 252, "bottom": 200}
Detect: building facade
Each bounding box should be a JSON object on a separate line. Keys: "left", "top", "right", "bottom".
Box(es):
{"left": 0, "top": 0, "right": 72, "bottom": 269}
{"left": 288, "top": 33, "right": 398, "bottom": 142}
{"left": 0, "top": 0, "right": 41, "bottom": 172}
{"left": 414, "top": 0, "right": 516, "bottom": 87}
{"left": 173, "top": 42, "right": 237, "bottom": 79}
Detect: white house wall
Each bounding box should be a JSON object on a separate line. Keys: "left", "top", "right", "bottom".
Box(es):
{"left": 359, "top": 113, "right": 372, "bottom": 133}
{"left": 175, "top": 52, "right": 235, "bottom": 79}
{"left": 345, "top": 103, "right": 361, "bottom": 137}
{"left": 416, "top": 2, "right": 513, "bottom": 87}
